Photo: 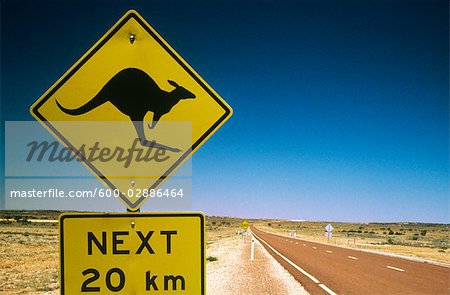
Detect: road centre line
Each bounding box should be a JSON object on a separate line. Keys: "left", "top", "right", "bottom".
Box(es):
{"left": 387, "top": 266, "right": 405, "bottom": 272}
{"left": 348, "top": 256, "right": 358, "bottom": 260}
{"left": 257, "top": 227, "right": 449, "bottom": 268}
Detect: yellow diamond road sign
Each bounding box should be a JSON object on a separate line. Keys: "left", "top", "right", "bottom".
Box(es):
{"left": 241, "top": 220, "right": 249, "bottom": 231}
{"left": 59, "top": 213, "right": 205, "bottom": 294}
{"left": 30, "top": 10, "right": 232, "bottom": 211}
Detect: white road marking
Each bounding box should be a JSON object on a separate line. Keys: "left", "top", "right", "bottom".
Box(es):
{"left": 252, "top": 231, "right": 338, "bottom": 295}
{"left": 254, "top": 233, "right": 320, "bottom": 283}
{"left": 387, "top": 266, "right": 405, "bottom": 272}
{"left": 326, "top": 250, "right": 332, "bottom": 253}
{"left": 319, "top": 283, "right": 338, "bottom": 295}
{"left": 313, "top": 246, "right": 317, "bottom": 249}
{"left": 348, "top": 256, "right": 358, "bottom": 260}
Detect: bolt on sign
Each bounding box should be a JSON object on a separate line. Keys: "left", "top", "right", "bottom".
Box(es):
{"left": 59, "top": 213, "right": 205, "bottom": 294}
{"left": 30, "top": 10, "right": 232, "bottom": 211}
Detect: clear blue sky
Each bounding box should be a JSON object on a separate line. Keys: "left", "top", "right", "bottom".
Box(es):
{"left": 1, "top": 0, "right": 448, "bottom": 222}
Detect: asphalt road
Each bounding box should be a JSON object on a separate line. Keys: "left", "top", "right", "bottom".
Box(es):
{"left": 251, "top": 226, "right": 449, "bottom": 295}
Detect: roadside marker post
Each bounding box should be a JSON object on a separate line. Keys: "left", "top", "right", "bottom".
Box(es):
{"left": 250, "top": 236, "right": 255, "bottom": 261}
{"left": 30, "top": 10, "right": 232, "bottom": 295}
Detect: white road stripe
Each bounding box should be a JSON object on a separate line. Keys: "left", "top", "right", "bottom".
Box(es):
{"left": 253, "top": 231, "right": 338, "bottom": 295}
{"left": 348, "top": 256, "right": 358, "bottom": 260}
{"left": 253, "top": 233, "right": 320, "bottom": 283}
{"left": 319, "top": 283, "right": 338, "bottom": 295}
{"left": 326, "top": 250, "right": 332, "bottom": 253}
{"left": 387, "top": 266, "right": 405, "bottom": 272}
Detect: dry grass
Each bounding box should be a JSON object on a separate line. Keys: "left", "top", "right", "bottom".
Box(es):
{"left": 206, "top": 216, "right": 246, "bottom": 247}
{"left": 0, "top": 221, "right": 59, "bottom": 294}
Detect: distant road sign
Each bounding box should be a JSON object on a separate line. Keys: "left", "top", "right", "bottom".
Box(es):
{"left": 241, "top": 220, "right": 249, "bottom": 231}
{"left": 325, "top": 232, "right": 332, "bottom": 238}
{"left": 30, "top": 10, "right": 232, "bottom": 211}
{"left": 325, "top": 224, "right": 334, "bottom": 232}
{"left": 59, "top": 213, "right": 205, "bottom": 294}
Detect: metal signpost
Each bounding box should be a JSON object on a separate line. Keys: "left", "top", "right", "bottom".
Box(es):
{"left": 241, "top": 220, "right": 249, "bottom": 242}
{"left": 325, "top": 224, "right": 333, "bottom": 243}
{"left": 31, "top": 10, "right": 232, "bottom": 294}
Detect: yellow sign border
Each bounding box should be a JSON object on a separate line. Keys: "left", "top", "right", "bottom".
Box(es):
{"left": 30, "top": 10, "right": 232, "bottom": 211}
{"left": 59, "top": 212, "right": 206, "bottom": 294}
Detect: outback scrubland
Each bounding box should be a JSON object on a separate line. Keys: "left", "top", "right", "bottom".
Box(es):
{"left": 0, "top": 211, "right": 448, "bottom": 294}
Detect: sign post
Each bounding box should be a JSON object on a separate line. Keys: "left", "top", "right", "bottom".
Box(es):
{"left": 241, "top": 220, "right": 249, "bottom": 242}
{"left": 240, "top": 220, "right": 249, "bottom": 231}
{"left": 325, "top": 224, "right": 334, "bottom": 243}
{"left": 31, "top": 10, "right": 232, "bottom": 295}
{"left": 250, "top": 236, "right": 255, "bottom": 261}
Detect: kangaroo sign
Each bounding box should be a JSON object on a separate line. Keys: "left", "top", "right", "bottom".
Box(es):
{"left": 30, "top": 10, "right": 232, "bottom": 210}
{"left": 59, "top": 213, "right": 205, "bottom": 294}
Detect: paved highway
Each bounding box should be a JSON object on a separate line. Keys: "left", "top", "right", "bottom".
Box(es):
{"left": 252, "top": 226, "right": 449, "bottom": 295}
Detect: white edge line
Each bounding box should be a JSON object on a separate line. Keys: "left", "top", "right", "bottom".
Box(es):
{"left": 252, "top": 231, "right": 320, "bottom": 284}
{"left": 386, "top": 266, "right": 405, "bottom": 272}
{"left": 252, "top": 230, "right": 339, "bottom": 295}
{"left": 348, "top": 256, "right": 358, "bottom": 260}
{"left": 319, "top": 283, "right": 338, "bottom": 295}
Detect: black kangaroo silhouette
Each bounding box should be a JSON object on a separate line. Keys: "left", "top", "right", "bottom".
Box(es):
{"left": 56, "top": 67, "right": 196, "bottom": 152}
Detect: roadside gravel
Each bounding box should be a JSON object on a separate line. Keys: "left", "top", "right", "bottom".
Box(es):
{"left": 206, "top": 235, "right": 308, "bottom": 295}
